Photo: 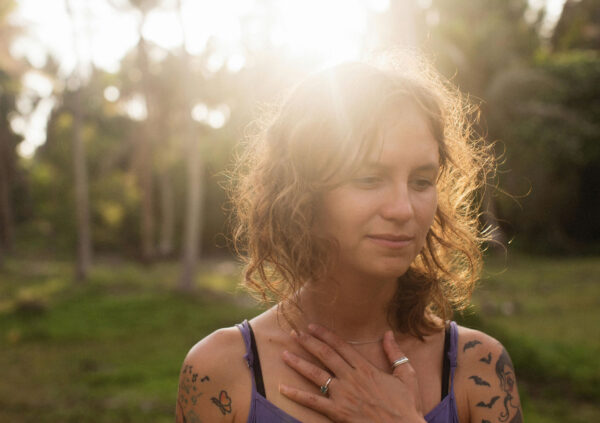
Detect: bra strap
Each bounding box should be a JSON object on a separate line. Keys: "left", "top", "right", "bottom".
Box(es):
{"left": 247, "top": 322, "right": 267, "bottom": 397}
{"left": 236, "top": 320, "right": 257, "bottom": 392}
{"left": 448, "top": 321, "right": 459, "bottom": 390}
{"left": 441, "top": 322, "right": 451, "bottom": 399}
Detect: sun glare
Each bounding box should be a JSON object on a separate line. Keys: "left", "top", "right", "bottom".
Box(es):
{"left": 268, "top": 0, "right": 370, "bottom": 65}
{"left": 10, "top": 0, "right": 383, "bottom": 157}
{"left": 142, "top": 0, "right": 376, "bottom": 68}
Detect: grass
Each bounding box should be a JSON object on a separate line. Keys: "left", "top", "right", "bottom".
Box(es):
{"left": 459, "top": 253, "right": 600, "bottom": 423}
{"left": 0, "top": 257, "right": 258, "bottom": 423}
{"left": 0, "top": 253, "right": 598, "bottom": 422}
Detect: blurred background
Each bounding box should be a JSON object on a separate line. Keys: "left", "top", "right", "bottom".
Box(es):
{"left": 0, "top": 0, "right": 598, "bottom": 421}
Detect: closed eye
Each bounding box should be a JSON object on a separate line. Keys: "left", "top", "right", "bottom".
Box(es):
{"left": 352, "top": 175, "right": 383, "bottom": 187}
{"left": 412, "top": 179, "right": 434, "bottom": 190}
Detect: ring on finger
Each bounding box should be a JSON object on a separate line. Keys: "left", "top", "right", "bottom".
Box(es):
{"left": 320, "top": 376, "right": 333, "bottom": 396}
{"left": 392, "top": 356, "right": 409, "bottom": 370}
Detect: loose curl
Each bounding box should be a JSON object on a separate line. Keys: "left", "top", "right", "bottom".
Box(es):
{"left": 228, "top": 51, "right": 495, "bottom": 338}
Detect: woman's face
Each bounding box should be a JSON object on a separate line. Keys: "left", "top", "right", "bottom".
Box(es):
{"left": 316, "top": 107, "right": 439, "bottom": 282}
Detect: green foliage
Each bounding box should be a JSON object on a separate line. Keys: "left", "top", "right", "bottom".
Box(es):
{"left": 487, "top": 51, "right": 600, "bottom": 251}
{"left": 552, "top": 0, "right": 600, "bottom": 51}
{"left": 428, "top": 0, "right": 541, "bottom": 96}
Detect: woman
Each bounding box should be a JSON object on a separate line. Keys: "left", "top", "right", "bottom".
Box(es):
{"left": 176, "top": 54, "right": 523, "bottom": 423}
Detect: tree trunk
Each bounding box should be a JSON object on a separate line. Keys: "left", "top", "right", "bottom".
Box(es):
{"left": 0, "top": 129, "right": 14, "bottom": 255}
{"left": 176, "top": 0, "right": 205, "bottom": 291}
{"left": 136, "top": 39, "right": 156, "bottom": 262}
{"left": 65, "top": 0, "right": 92, "bottom": 282}
{"left": 138, "top": 127, "right": 155, "bottom": 261}
{"left": 72, "top": 86, "right": 92, "bottom": 282}
{"left": 179, "top": 127, "right": 204, "bottom": 291}
{"left": 158, "top": 168, "right": 175, "bottom": 257}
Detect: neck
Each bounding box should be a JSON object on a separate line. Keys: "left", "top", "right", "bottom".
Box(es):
{"left": 292, "top": 267, "right": 398, "bottom": 342}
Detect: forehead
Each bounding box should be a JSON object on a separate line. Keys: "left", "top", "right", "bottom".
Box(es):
{"left": 365, "top": 106, "right": 440, "bottom": 167}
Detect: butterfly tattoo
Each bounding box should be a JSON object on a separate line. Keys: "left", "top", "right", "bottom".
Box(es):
{"left": 211, "top": 390, "right": 232, "bottom": 415}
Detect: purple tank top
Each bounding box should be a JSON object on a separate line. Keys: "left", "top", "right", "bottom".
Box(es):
{"left": 236, "top": 320, "right": 460, "bottom": 423}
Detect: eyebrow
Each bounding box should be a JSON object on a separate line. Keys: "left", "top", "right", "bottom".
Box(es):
{"left": 361, "top": 162, "right": 440, "bottom": 172}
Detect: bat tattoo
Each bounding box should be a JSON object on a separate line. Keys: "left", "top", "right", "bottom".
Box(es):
{"left": 480, "top": 352, "right": 492, "bottom": 364}
{"left": 211, "top": 390, "right": 232, "bottom": 415}
{"left": 469, "top": 375, "right": 491, "bottom": 386}
{"left": 476, "top": 396, "right": 500, "bottom": 408}
{"left": 463, "top": 340, "right": 483, "bottom": 352}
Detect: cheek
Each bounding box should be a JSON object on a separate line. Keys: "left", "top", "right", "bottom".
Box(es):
{"left": 416, "top": 191, "right": 438, "bottom": 230}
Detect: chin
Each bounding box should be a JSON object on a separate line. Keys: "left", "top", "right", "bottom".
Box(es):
{"left": 372, "top": 259, "right": 412, "bottom": 279}
{"left": 364, "top": 261, "right": 412, "bottom": 281}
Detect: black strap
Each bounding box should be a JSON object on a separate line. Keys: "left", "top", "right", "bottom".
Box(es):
{"left": 248, "top": 322, "right": 267, "bottom": 398}
{"left": 441, "top": 322, "right": 451, "bottom": 399}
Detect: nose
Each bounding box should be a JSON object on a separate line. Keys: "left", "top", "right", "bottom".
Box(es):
{"left": 379, "top": 184, "right": 414, "bottom": 222}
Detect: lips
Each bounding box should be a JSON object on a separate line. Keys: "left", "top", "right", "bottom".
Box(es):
{"left": 367, "top": 234, "right": 414, "bottom": 248}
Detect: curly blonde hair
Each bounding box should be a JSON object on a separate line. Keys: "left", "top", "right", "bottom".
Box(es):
{"left": 229, "top": 52, "right": 495, "bottom": 338}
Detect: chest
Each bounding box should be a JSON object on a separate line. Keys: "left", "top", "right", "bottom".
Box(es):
{"left": 248, "top": 335, "right": 451, "bottom": 422}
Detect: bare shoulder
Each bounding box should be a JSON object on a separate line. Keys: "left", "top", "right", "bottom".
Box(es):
{"left": 176, "top": 326, "right": 250, "bottom": 423}
{"left": 455, "top": 325, "right": 523, "bottom": 423}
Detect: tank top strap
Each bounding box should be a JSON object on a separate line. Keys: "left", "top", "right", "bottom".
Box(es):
{"left": 235, "top": 320, "right": 257, "bottom": 391}
{"left": 447, "top": 321, "right": 459, "bottom": 390}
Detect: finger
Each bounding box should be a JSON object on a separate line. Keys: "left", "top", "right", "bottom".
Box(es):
{"left": 279, "top": 384, "right": 339, "bottom": 420}
{"left": 293, "top": 329, "right": 352, "bottom": 378}
{"left": 307, "top": 323, "right": 368, "bottom": 369}
{"left": 282, "top": 350, "right": 333, "bottom": 388}
{"left": 383, "top": 331, "right": 417, "bottom": 380}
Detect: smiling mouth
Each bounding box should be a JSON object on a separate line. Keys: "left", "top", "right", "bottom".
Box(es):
{"left": 367, "top": 234, "right": 414, "bottom": 248}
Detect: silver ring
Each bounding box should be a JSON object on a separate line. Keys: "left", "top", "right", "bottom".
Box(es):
{"left": 320, "top": 376, "right": 333, "bottom": 395}
{"left": 392, "top": 356, "right": 409, "bottom": 369}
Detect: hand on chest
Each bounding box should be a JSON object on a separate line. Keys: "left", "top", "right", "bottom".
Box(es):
{"left": 256, "top": 332, "right": 447, "bottom": 421}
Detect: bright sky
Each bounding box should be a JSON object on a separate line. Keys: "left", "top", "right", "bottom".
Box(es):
{"left": 8, "top": 0, "right": 567, "bottom": 158}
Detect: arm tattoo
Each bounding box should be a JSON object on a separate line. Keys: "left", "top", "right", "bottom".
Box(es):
{"left": 177, "top": 364, "right": 214, "bottom": 422}
{"left": 480, "top": 352, "right": 492, "bottom": 364}
{"left": 183, "top": 409, "right": 202, "bottom": 423}
{"left": 211, "top": 390, "right": 233, "bottom": 415}
{"left": 179, "top": 365, "right": 205, "bottom": 407}
{"left": 469, "top": 375, "right": 491, "bottom": 387}
{"left": 463, "top": 339, "right": 482, "bottom": 352}
{"left": 496, "top": 348, "right": 520, "bottom": 422}
{"left": 476, "top": 396, "right": 500, "bottom": 408}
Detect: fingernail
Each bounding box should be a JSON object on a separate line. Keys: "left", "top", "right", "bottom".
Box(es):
{"left": 290, "top": 329, "right": 298, "bottom": 338}
{"left": 308, "top": 323, "right": 317, "bottom": 332}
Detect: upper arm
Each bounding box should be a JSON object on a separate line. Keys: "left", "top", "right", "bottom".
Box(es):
{"left": 459, "top": 329, "right": 523, "bottom": 423}
{"left": 176, "top": 327, "right": 247, "bottom": 423}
